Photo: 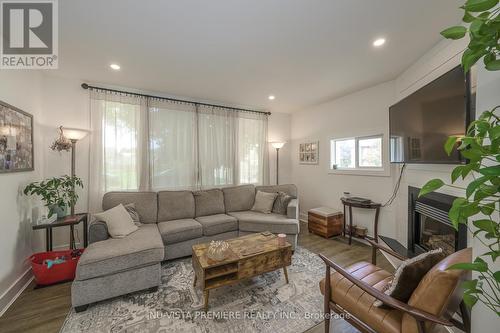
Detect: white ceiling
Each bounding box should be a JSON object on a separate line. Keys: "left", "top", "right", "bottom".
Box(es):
{"left": 55, "top": 0, "right": 462, "bottom": 113}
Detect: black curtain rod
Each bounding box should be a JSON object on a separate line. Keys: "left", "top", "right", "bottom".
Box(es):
{"left": 81, "top": 83, "right": 271, "bottom": 115}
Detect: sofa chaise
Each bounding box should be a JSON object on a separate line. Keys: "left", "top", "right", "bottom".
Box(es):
{"left": 71, "top": 184, "right": 299, "bottom": 311}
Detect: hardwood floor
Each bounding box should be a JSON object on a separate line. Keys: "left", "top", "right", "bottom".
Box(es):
{"left": 0, "top": 221, "right": 392, "bottom": 333}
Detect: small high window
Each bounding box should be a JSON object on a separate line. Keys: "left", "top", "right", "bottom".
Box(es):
{"left": 330, "top": 135, "right": 383, "bottom": 171}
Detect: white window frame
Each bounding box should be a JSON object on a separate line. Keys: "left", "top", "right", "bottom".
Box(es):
{"left": 329, "top": 134, "right": 389, "bottom": 177}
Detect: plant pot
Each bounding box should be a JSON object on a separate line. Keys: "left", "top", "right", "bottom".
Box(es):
{"left": 49, "top": 205, "right": 67, "bottom": 219}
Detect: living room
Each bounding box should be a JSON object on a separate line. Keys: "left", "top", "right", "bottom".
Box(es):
{"left": 0, "top": 1, "right": 499, "bottom": 332}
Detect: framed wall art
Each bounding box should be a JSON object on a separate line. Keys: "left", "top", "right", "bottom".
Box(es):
{"left": 0, "top": 100, "right": 34, "bottom": 173}
{"left": 299, "top": 141, "right": 318, "bottom": 164}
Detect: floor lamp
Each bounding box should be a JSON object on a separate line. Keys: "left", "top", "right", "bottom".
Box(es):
{"left": 271, "top": 142, "right": 286, "bottom": 185}
{"left": 61, "top": 127, "right": 89, "bottom": 216}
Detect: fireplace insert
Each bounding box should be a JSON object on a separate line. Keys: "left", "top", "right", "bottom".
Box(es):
{"left": 408, "top": 186, "right": 467, "bottom": 256}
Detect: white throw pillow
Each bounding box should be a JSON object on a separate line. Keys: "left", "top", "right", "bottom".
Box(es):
{"left": 251, "top": 191, "right": 278, "bottom": 214}
{"left": 94, "top": 204, "right": 138, "bottom": 238}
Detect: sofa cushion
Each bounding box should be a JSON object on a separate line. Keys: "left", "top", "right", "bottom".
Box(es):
{"left": 157, "top": 218, "right": 202, "bottom": 245}
{"left": 229, "top": 210, "right": 299, "bottom": 234}
{"left": 103, "top": 191, "right": 158, "bottom": 223}
{"left": 256, "top": 184, "right": 297, "bottom": 197}
{"left": 194, "top": 189, "right": 225, "bottom": 217}
{"left": 222, "top": 184, "right": 256, "bottom": 212}
{"left": 75, "top": 224, "right": 164, "bottom": 280}
{"left": 195, "top": 214, "right": 238, "bottom": 236}
{"left": 158, "top": 191, "right": 195, "bottom": 222}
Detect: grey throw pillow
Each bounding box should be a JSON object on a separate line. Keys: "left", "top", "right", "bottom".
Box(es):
{"left": 251, "top": 191, "right": 278, "bottom": 214}
{"left": 124, "top": 203, "right": 141, "bottom": 226}
{"left": 272, "top": 192, "right": 294, "bottom": 215}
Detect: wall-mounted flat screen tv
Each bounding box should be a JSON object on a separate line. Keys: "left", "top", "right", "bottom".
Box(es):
{"left": 390, "top": 66, "right": 473, "bottom": 164}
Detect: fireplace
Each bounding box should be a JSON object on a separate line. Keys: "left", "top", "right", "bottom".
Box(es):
{"left": 408, "top": 186, "right": 467, "bottom": 256}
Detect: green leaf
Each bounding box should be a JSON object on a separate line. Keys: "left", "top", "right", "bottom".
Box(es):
{"left": 462, "top": 279, "right": 479, "bottom": 291}
{"left": 489, "top": 125, "right": 500, "bottom": 141}
{"left": 444, "top": 136, "right": 459, "bottom": 156}
{"left": 474, "top": 183, "right": 498, "bottom": 200}
{"left": 451, "top": 166, "right": 465, "bottom": 183}
{"left": 461, "top": 201, "right": 481, "bottom": 218}
{"left": 441, "top": 26, "right": 467, "bottom": 39}
{"left": 466, "top": 176, "right": 491, "bottom": 197}
{"left": 462, "top": 48, "right": 487, "bottom": 73}
{"left": 460, "top": 148, "right": 483, "bottom": 162}
{"left": 463, "top": 11, "right": 477, "bottom": 23}
{"left": 479, "top": 165, "right": 500, "bottom": 176}
{"left": 419, "top": 179, "right": 445, "bottom": 197}
{"left": 483, "top": 251, "right": 499, "bottom": 261}
{"left": 481, "top": 202, "right": 496, "bottom": 215}
{"left": 449, "top": 198, "right": 468, "bottom": 227}
{"left": 448, "top": 261, "right": 488, "bottom": 272}
{"left": 473, "top": 219, "right": 497, "bottom": 233}
{"left": 470, "top": 19, "right": 484, "bottom": 36}
{"left": 462, "top": 293, "right": 478, "bottom": 308}
{"left": 493, "top": 271, "right": 500, "bottom": 283}
{"left": 464, "top": 0, "right": 499, "bottom": 12}
{"left": 485, "top": 59, "right": 500, "bottom": 71}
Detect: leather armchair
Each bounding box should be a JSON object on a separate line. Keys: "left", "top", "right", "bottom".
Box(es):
{"left": 319, "top": 240, "right": 472, "bottom": 333}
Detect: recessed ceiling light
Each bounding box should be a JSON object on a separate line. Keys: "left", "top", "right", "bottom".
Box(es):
{"left": 268, "top": 95, "right": 275, "bottom": 100}
{"left": 110, "top": 63, "right": 121, "bottom": 70}
{"left": 373, "top": 38, "right": 386, "bottom": 47}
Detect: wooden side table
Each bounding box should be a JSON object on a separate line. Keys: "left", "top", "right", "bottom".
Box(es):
{"left": 340, "top": 198, "right": 381, "bottom": 245}
{"left": 32, "top": 213, "right": 88, "bottom": 251}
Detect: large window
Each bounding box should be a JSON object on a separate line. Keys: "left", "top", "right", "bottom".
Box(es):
{"left": 89, "top": 90, "right": 269, "bottom": 211}
{"left": 330, "top": 135, "right": 383, "bottom": 171}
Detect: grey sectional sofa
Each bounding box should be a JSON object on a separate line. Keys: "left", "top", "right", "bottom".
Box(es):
{"left": 71, "top": 184, "right": 299, "bottom": 311}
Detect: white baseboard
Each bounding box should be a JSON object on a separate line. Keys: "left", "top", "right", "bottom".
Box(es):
{"left": 0, "top": 268, "right": 33, "bottom": 317}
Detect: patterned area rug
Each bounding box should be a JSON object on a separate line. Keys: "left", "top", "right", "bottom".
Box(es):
{"left": 60, "top": 247, "right": 354, "bottom": 333}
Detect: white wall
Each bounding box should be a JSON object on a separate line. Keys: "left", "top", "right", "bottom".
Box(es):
{"left": 290, "top": 81, "right": 397, "bottom": 238}
{"left": 0, "top": 70, "right": 45, "bottom": 314}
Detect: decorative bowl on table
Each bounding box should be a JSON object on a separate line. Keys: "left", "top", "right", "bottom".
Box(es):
{"left": 207, "top": 240, "right": 230, "bottom": 261}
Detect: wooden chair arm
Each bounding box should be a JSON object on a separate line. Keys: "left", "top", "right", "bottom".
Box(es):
{"left": 318, "top": 253, "right": 453, "bottom": 327}
{"left": 366, "top": 238, "right": 408, "bottom": 262}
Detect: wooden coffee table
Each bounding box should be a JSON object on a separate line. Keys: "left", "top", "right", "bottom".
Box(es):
{"left": 192, "top": 232, "right": 292, "bottom": 311}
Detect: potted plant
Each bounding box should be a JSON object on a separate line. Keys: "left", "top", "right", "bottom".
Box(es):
{"left": 24, "top": 175, "right": 83, "bottom": 219}
{"left": 419, "top": 0, "right": 500, "bottom": 315}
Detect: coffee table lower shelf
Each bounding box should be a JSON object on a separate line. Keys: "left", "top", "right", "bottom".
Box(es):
{"left": 192, "top": 233, "right": 292, "bottom": 311}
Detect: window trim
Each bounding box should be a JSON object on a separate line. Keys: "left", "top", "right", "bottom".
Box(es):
{"left": 329, "top": 134, "right": 390, "bottom": 177}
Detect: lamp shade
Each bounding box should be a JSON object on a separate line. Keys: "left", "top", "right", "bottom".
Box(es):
{"left": 62, "top": 127, "right": 89, "bottom": 141}
{"left": 271, "top": 142, "right": 286, "bottom": 149}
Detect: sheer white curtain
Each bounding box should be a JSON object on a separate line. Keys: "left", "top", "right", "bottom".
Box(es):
{"left": 237, "top": 112, "right": 269, "bottom": 185}
{"left": 88, "top": 91, "right": 148, "bottom": 212}
{"left": 197, "top": 106, "right": 237, "bottom": 188}
{"left": 149, "top": 99, "right": 197, "bottom": 190}
{"left": 89, "top": 90, "right": 269, "bottom": 212}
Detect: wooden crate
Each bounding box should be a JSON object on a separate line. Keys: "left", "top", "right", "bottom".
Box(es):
{"left": 308, "top": 207, "right": 343, "bottom": 238}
